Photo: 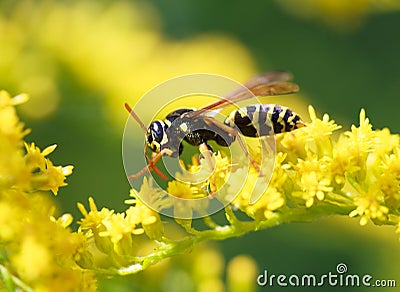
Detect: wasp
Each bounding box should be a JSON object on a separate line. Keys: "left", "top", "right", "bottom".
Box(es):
{"left": 125, "top": 71, "right": 306, "bottom": 181}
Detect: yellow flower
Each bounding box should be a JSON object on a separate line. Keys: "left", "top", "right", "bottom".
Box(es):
{"left": 379, "top": 172, "right": 400, "bottom": 202}
{"left": 82, "top": 182, "right": 165, "bottom": 254}
{"left": 1, "top": 192, "right": 96, "bottom": 291}
{"left": 378, "top": 147, "right": 400, "bottom": 208}
{"left": 373, "top": 128, "right": 399, "bottom": 158}
{"left": 193, "top": 248, "right": 225, "bottom": 292}
{"left": 101, "top": 213, "right": 139, "bottom": 243}
{"left": 175, "top": 151, "right": 231, "bottom": 195}
{"left": 330, "top": 135, "right": 359, "bottom": 186}
{"left": 77, "top": 197, "right": 115, "bottom": 254}
{"left": 337, "top": 109, "right": 374, "bottom": 184}
{"left": 73, "top": 231, "right": 95, "bottom": 270}
{"left": 349, "top": 193, "right": 389, "bottom": 226}
{"left": 0, "top": 92, "right": 31, "bottom": 190}
{"left": 207, "top": 151, "right": 232, "bottom": 191}
{"left": 381, "top": 147, "right": 400, "bottom": 178}
{"left": 292, "top": 154, "right": 333, "bottom": 207}
{"left": 168, "top": 180, "right": 200, "bottom": 200}
{"left": 296, "top": 171, "right": 332, "bottom": 207}
{"left": 0, "top": 91, "right": 29, "bottom": 148}
{"left": 24, "top": 143, "right": 74, "bottom": 195}
{"left": 230, "top": 153, "right": 287, "bottom": 219}
{"left": 98, "top": 213, "right": 136, "bottom": 256}
{"left": 0, "top": 198, "right": 21, "bottom": 240}
{"left": 278, "top": 128, "right": 308, "bottom": 161}
{"left": 99, "top": 202, "right": 167, "bottom": 250}
{"left": 125, "top": 177, "right": 172, "bottom": 211}
{"left": 126, "top": 204, "right": 164, "bottom": 240}
{"left": 12, "top": 236, "right": 52, "bottom": 281}
{"left": 38, "top": 159, "right": 74, "bottom": 195}
{"left": 227, "top": 255, "right": 258, "bottom": 292}
{"left": 345, "top": 109, "right": 375, "bottom": 155}
{"left": 307, "top": 106, "right": 342, "bottom": 136}
{"left": 24, "top": 143, "right": 57, "bottom": 170}
{"left": 0, "top": 91, "right": 94, "bottom": 291}
{"left": 276, "top": 0, "right": 400, "bottom": 31}
{"left": 125, "top": 178, "right": 166, "bottom": 239}
{"left": 156, "top": 152, "right": 233, "bottom": 219}
{"left": 127, "top": 191, "right": 165, "bottom": 240}
{"left": 167, "top": 180, "right": 205, "bottom": 219}
{"left": 77, "top": 197, "right": 115, "bottom": 231}
{"left": 306, "top": 106, "right": 342, "bottom": 157}
{"left": 279, "top": 107, "right": 340, "bottom": 162}
{"left": 50, "top": 213, "right": 74, "bottom": 228}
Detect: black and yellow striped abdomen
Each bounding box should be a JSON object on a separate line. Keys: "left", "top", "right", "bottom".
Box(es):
{"left": 224, "top": 104, "right": 306, "bottom": 137}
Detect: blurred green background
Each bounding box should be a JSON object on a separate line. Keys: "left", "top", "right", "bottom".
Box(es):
{"left": 1, "top": 0, "right": 400, "bottom": 291}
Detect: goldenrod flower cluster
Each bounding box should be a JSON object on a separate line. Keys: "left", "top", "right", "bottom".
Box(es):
{"left": 76, "top": 104, "right": 400, "bottom": 277}
{"left": 2, "top": 88, "right": 400, "bottom": 289}
{"left": 227, "top": 106, "right": 400, "bottom": 229}
{"left": 122, "top": 104, "right": 400, "bottom": 235}
{"left": 0, "top": 91, "right": 96, "bottom": 291}
{"left": 141, "top": 105, "right": 400, "bottom": 232}
{"left": 78, "top": 188, "right": 164, "bottom": 261}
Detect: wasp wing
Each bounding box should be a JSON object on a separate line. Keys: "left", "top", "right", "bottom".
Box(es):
{"left": 186, "top": 80, "right": 299, "bottom": 118}
{"left": 224, "top": 71, "right": 293, "bottom": 99}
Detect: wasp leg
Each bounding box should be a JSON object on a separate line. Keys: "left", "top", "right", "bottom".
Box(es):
{"left": 199, "top": 142, "right": 213, "bottom": 159}
{"left": 128, "top": 148, "right": 174, "bottom": 181}
{"left": 203, "top": 117, "right": 261, "bottom": 175}
{"left": 147, "top": 152, "right": 169, "bottom": 180}
{"left": 199, "top": 143, "right": 215, "bottom": 173}
{"left": 198, "top": 143, "right": 218, "bottom": 199}
{"left": 236, "top": 135, "right": 262, "bottom": 175}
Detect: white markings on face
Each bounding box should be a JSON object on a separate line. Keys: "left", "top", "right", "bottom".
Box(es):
{"left": 160, "top": 131, "right": 169, "bottom": 146}
{"left": 152, "top": 142, "right": 161, "bottom": 152}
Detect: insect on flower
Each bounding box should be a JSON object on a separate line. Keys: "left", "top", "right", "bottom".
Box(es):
{"left": 125, "top": 71, "right": 306, "bottom": 183}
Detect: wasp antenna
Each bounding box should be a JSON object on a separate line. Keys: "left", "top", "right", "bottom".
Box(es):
{"left": 128, "top": 166, "right": 150, "bottom": 181}
{"left": 128, "top": 152, "right": 168, "bottom": 181}
{"left": 125, "top": 102, "right": 148, "bottom": 133}
{"left": 145, "top": 152, "right": 168, "bottom": 180}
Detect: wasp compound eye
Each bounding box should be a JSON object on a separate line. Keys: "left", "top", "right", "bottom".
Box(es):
{"left": 149, "top": 121, "right": 165, "bottom": 143}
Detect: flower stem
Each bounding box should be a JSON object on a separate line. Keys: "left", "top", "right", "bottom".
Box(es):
{"left": 0, "top": 264, "right": 34, "bottom": 292}
{"left": 113, "top": 204, "right": 354, "bottom": 275}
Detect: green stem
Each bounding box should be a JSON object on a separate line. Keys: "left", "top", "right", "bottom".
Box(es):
{"left": 112, "top": 204, "right": 354, "bottom": 276}
{"left": 203, "top": 216, "right": 219, "bottom": 229}
{"left": 0, "top": 264, "right": 34, "bottom": 292}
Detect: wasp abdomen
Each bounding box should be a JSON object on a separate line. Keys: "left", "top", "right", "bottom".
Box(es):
{"left": 225, "top": 104, "right": 305, "bottom": 137}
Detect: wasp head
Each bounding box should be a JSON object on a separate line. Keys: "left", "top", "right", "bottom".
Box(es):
{"left": 146, "top": 120, "right": 168, "bottom": 153}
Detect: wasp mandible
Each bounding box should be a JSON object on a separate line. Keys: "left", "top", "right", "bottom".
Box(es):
{"left": 125, "top": 71, "right": 306, "bottom": 181}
